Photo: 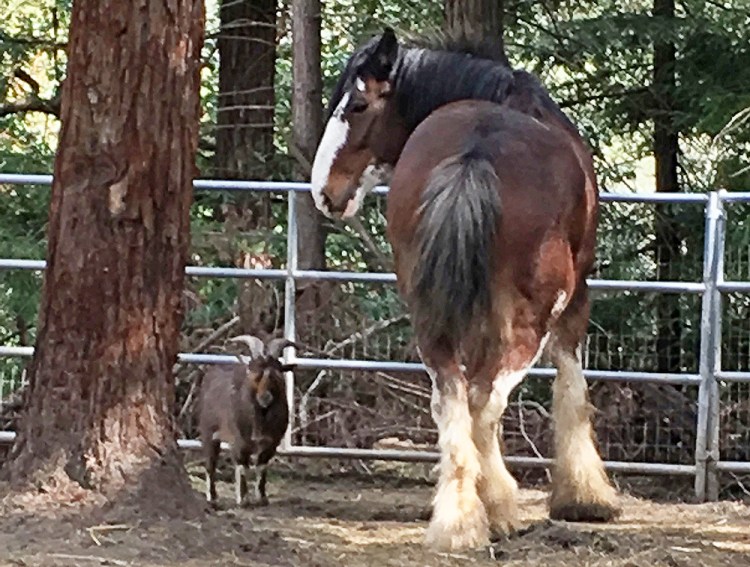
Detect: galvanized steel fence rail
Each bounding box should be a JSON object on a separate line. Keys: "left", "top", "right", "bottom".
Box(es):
{"left": 0, "top": 173, "right": 748, "bottom": 501}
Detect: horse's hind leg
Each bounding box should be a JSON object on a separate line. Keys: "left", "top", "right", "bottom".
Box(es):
{"left": 421, "top": 349, "right": 489, "bottom": 551}
{"left": 469, "top": 382, "right": 519, "bottom": 538}
{"left": 468, "top": 325, "right": 554, "bottom": 537}
{"left": 548, "top": 291, "right": 620, "bottom": 521}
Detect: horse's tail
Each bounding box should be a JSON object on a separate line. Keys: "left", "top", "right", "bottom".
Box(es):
{"left": 410, "top": 148, "right": 501, "bottom": 353}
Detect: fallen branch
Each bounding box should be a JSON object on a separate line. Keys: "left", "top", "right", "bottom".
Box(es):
{"left": 298, "top": 369, "right": 328, "bottom": 436}
{"left": 376, "top": 371, "right": 430, "bottom": 398}
{"left": 50, "top": 553, "right": 128, "bottom": 566}
{"left": 322, "top": 314, "right": 409, "bottom": 356}
{"left": 286, "top": 138, "right": 313, "bottom": 175}
{"left": 728, "top": 472, "right": 750, "bottom": 497}
{"left": 509, "top": 399, "right": 551, "bottom": 419}
{"left": 192, "top": 316, "right": 240, "bottom": 355}
{"left": 0, "top": 97, "right": 60, "bottom": 118}
{"left": 290, "top": 409, "right": 337, "bottom": 435}
{"left": 345, "top": 216, "right": 393, "bottom": 270}
{"left": 517, "top": 390, "right": 551, "bottom": 482}
{"left": 378, "top": 385, "right": 430, "bottom": 415}
{"left": 86, "top": 523, "right": 132, "bottom": 547}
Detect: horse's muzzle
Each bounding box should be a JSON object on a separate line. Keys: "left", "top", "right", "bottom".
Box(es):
{"left": 323, "top": 185, "right": 356, "bottom": 217}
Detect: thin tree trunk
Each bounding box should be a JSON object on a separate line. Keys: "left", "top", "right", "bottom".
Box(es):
{"left": 653, "top": 0, "right": 682, "bottom": 372}
{"left": 444, "top": 0, "right": 507, "bottom": 63}
{"left": 216, "top": 0, "right": 276, "bottom": 180}
{"left": 291, "top": 0, "right": 327, "bottom": 321}
{"left": 292, "top": 0, "right": 325, "bottom": 271}
{"left": 4, "top": 0, "right": 205, "bottom": 517}
{"left": 215, "top": 0, "right": 279, "bottom": 337}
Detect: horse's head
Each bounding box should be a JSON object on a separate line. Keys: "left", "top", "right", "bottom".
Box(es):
{"left": 311, "top": 28, "right": 406, "bottom": 219}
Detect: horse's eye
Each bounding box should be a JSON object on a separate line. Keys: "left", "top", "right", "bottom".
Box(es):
{"left": 349, "top": 101, "right": 368, "bottom": 114}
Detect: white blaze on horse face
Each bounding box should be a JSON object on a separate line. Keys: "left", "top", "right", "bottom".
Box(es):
{"left": 311, "top": 92, "right": 351, "bottom": 217}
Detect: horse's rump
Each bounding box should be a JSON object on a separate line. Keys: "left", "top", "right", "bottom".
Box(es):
{"left": 387, "top": 100, "right": 592, "bottom": 360}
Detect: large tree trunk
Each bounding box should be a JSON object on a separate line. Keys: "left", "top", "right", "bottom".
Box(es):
{"left": 291, "top": 0, "right": 327, "bottom": 320}
{"left": 4, "top": 0, "right": 205, "bottom": 516}
{"left": 653, "top": 0, "right": 682, "bottom": 372}
{"left": 444, "top": 0, "right": 507, "bottom": 64}
{"left": 215, "top": 0, "right": 279, "bottom": 337}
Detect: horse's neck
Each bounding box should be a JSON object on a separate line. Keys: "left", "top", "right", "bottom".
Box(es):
{"left": 394, "top": 47, "right": 577, "bottom": 137}
{"left": 393, "top": 47, "right": 514, "bottom": 132}
{"left": 389, "top": 46, "right": 593, "bottom": 175}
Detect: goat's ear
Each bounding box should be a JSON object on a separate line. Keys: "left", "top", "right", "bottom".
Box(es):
{"left": 267, "top": 337, "right": 302, "bottom": 359}
{"left": 228, "top": 334, "right": 266, "bottom": 359}
{"left": 280, "top": 364, "right": 297, "bottom": 373}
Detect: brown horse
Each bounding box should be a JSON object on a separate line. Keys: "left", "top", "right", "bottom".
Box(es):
{"left": 310, "top": 28, "right": 620, "bottom": 551}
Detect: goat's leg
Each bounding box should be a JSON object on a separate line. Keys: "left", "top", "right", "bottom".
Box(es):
{"left": 234, "top": 463, "right": 246, "bottom": 506}
{"left": 234, "top": 446, "right": 252, "bottom": 507}
{"left": 421, "top": 349, "right": 488, "bottom": 551}
{"left": 204, "top": 439, "right": 220, "bottom": 507}
{"left": 254, "top": 447, "right": 277, "bottom": 506}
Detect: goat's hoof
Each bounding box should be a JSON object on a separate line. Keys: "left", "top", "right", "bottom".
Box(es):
{"left": 238, "top": 496, "right": 268, "bottom": 508}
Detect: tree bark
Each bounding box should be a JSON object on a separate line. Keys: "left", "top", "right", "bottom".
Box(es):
{"left": 214, "top": 0, "right": 279, "bottom": 338}
{"left": 291, "top": 0, "right": 327, "bottom": 319}
{"left": 653, "top": 0, "right": 682, "bottom": 372}
{"left": 292, "top": 0, "right": 325, "bottom": 271}
{"left": 215, "top": 0, "right": 277, "bottom": 180}
{"left": 4, "top": 0, "right": 205, "bottom": 516}
{"left": 444, "top": 0, "right": 507, "bottom": 63}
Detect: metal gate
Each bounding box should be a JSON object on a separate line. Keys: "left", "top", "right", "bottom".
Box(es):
{"left": 1, "top": 173, "right": 748, "bottom": 501}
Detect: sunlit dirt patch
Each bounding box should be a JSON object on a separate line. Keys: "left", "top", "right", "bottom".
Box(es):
{"left": 0, "top": 472, "right": 748, "bottom": 566}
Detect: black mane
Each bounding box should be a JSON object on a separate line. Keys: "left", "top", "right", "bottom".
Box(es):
{"left": 393, "top": 47, "right": 516, "bottom": 132}
{"left": 328, "top": 31, "right": 579, "bottom": 136}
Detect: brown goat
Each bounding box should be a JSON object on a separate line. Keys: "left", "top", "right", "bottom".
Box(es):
{"left": 198, "top": 335, "right": 295, "bottom": 507}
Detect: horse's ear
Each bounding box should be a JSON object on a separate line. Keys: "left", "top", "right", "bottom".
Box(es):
{"left": 364, "top": 27, "right": 398, "bottom": 81}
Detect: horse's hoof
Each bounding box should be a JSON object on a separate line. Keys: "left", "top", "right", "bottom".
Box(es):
{"left": 484, "top": 501, "right": 520, "bottom": 539}
{"left": 425, "top": 507, "right": 490, "bottom": 551}
{"left": 488, "top": 520, "right": 519, "bottom": 543}
{"left": 549, "top": 500, "right": 621, "bottom": 523}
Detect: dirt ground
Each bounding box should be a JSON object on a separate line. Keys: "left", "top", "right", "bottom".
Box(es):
{"left": 1, "top": 463, "right": 749, "bottom": 567}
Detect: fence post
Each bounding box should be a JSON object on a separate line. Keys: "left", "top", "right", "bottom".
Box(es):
{"left": 695, "top": 190, "right": 723, "bottom": 501}
{"left": 282, "top": 189, "right": 299, "bottom": 450}
{"left": 708, "top": 190, "right": 726, "bottom": 500}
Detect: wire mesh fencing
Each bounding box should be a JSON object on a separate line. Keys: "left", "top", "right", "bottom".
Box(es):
{"left": 1, "top": 174, "right": 749, "bottom": 499}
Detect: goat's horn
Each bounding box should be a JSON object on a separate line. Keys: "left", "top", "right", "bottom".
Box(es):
{"left": 228, "top": 335, "right": 266, "bottom": 359}
{"left": 267, "top": 338, "right": 300, "bottom": 359}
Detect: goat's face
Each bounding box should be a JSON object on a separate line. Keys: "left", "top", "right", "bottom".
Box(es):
{"left": 247, "top": 357, "right": 292, "bottom": 409}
